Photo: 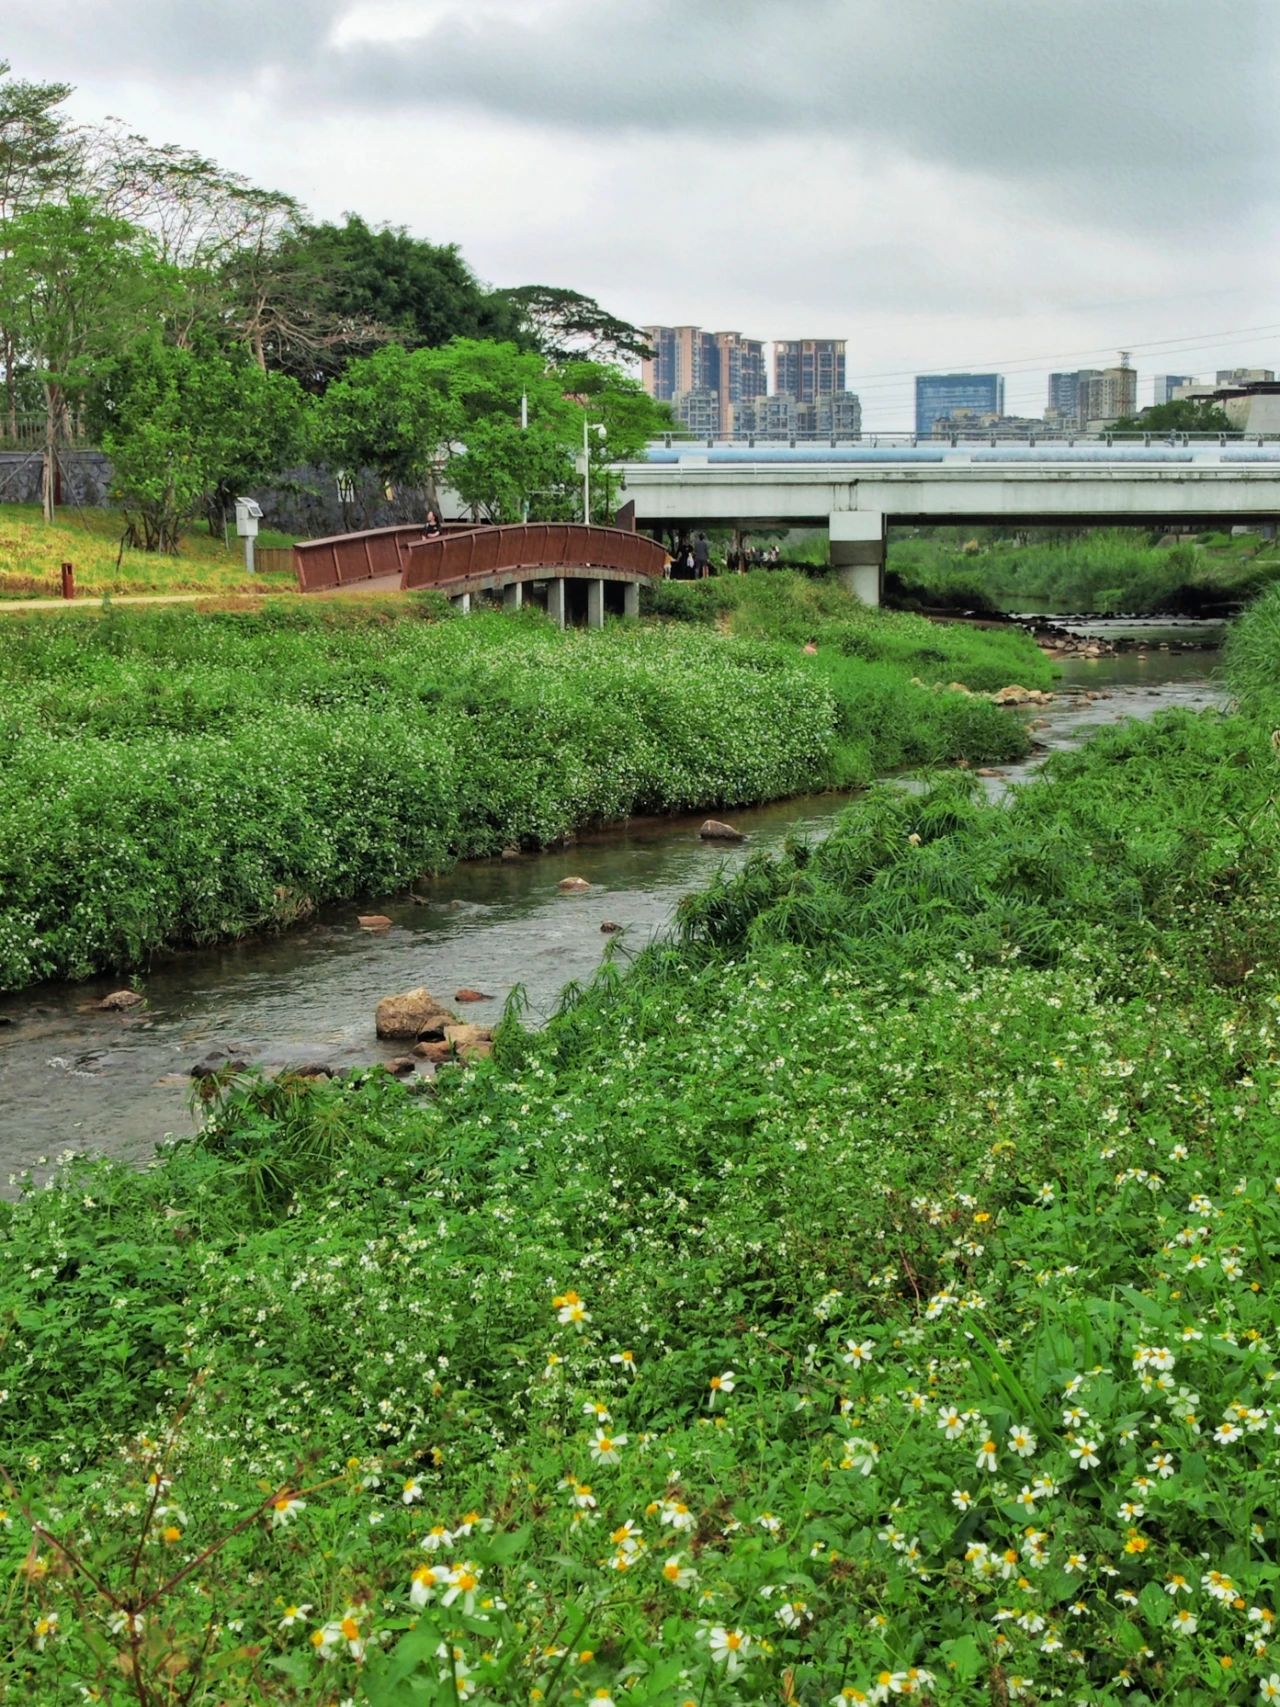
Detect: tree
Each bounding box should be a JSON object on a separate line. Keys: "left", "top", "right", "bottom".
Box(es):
{"left": 310, "top": 342, "right": 461, "bottom": 517}
{"left": 431, "top": 340, "right": 579, "bottom": 522}
{"left": 0, "top": 62, "right": 77, "bottom": 435}
{"left": 0, "top": 196, "right": 169, "bottom": 520}
{"left": 559, "top": 360, "right": 672, "bottom": 522}
{"left": 499, "top": 285, "right": 653, "bottom": 366}
{"left": 87, "top": 336, "right": 308, "bottom": 551}
{"left": 1112, "top": 398, "right": 1235, "bottom": 435}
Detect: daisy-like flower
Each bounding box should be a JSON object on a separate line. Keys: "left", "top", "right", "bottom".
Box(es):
{"left": 1064, "top": 1552, "right": 1089, "bottom": 1574}
{"left": 402, "top": 1479, "right": 424, "bottom": 1506}
{"left": 831, "top": 1689, "right": 871, "bottom": 1705}
{"left": 33, "top": 1613, "right": 58, "bottom": 1651}
{"left": 1148, "top": 1453, "right": 1176, "bottom": 1479}
{"left": 279, "top": 1603, "right": 313, "bottom": 1628}
{"left": 1215, "top": 1422, "right": 1243, "bottom": 1445}
{"left": 1203, "top": 1570, "right": 1238, "bottom": 1603}
{"left": 842, "top": 1340, "right": 875, "bottom": 1368}
{"left": 610, "top": 1519, "right": 644, "bottom": 1557}
{"left": 1069, "top": 1440, "right": 1101, "bottom": 1469}
{"left": 589, "top": 1429, "right": 627, "bottom": 1466}
{"left": 757, "top": 1511, "right": 782, "bottom": 1534}
{"left": 976, "top": 1438, "right": 999, "bottom": 1472}
{"left": 951, "top": 1489, "right": 973, "bottom": 1510}
{"left": 1015, "top": 1486, "right": 1038, "bottom": 1511}
{"left": 1008, "top": 1425, "right": 1037, "bottom": 1458}
{"left": 937, "top": 1406, "right": 965, "bottom": 1439}
{"left": 708, "top": 1372, "right": 735, "bottom": 1407}
{"left": 270, "top": 1495, "right": 307, "bottom": 1528}
{"left": 661, "top": 1555, "right": 696, "bottom": 1589}
{"left": 582, "top": 1400, "right": 611, "bottom": 1423}
{"left": 609, "top": 1350, "right": 636, "bottom": 1375}
{"left": 661, "top": 1498, "right": 695, "bottom": 1531}
{"left": 410, "top": 1564, "right": 446, "bottom": 1607}
{"left": 707, "top": 1626, "right": 751, "bottom": 1677}
{"left": 1171, "top": 1609, "right": 1198, "bottom": 1636}
{"left": 554, "top": 1290, "right": 591, "bottom": 1329}
{"left": 441, "top": 1563, "right": 482, "bottom": 1614}
{"left": 421, "top": 1523, "right": 453, "bottom": 1551}
{"left": 775, "top": 1599, "right": 807, "bottom": 1630}
{"left": 108, "top": 1611, "right": 145, "bottom": 1640}
{"left": 1259, "top": 1675, "right": 1280, "bottom": 1701}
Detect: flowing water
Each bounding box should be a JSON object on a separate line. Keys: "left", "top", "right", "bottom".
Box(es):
{"left": 0, "top": 635, "right": 1226, "bottom": 1178}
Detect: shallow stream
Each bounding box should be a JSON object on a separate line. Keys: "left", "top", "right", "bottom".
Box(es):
{"left": 0, "top": 637, "right": 1225, "bottom": 1177}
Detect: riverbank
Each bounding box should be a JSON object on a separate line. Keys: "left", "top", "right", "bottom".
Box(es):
{"left": 1, "top": 594, "right": 1274, "bottom": 1701}
{"left": 0, "top": 577, "right": 1046, "bottom": 991}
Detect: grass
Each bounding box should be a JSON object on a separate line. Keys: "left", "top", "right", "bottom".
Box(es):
{"left": 0, "top": 591, "right": 1275, "bottom": 1704}
{"left": 887, "top": 528, "right": 1280, "bottom": 616}
{"left": 0, "top": 576, "right": 1046, "bottom": 990}
{"left": 0, "top": 503, "right": 298, "bottom": 599}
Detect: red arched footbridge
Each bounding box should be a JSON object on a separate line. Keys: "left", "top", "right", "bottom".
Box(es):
{"left": 293, "top": 520, "right": 669, "bottom": 626}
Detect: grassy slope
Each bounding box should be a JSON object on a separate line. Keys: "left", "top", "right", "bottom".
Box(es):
{"left": 0, "top": 578, "right": 1045, "bottom": 989}
{"left": 1, "top": 598, "right": 1277, "bottom": 1701}
{"left": 0, "top": 503, "right": 298, "bottom": 598}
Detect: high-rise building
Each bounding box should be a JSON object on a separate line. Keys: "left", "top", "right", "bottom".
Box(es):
{"left": 1079, "top": 355, "right": 1137, "bottom": 426}
{"left": 1047, "top": 371, "right": 1085, "bottom": 421}
{"left": 915, "top": 374, "right": 1004, "bottom": 436}
{"left": 1216, "top": 368, "right": 1275, "bottom": 385}
{"left": 1154, "top": 374, "right": 1197, "bottom": 406}
{"left": 713, "top": 331, "right": 767, "bottom": 434}
{"left": 642, "top": 325, "right": 769, "bottom": 434}
{"left": 674, "top": 387, "right": 720, "bottom": 438}
{"left": 774, "top": 339, "right": 846, "bottom": 403}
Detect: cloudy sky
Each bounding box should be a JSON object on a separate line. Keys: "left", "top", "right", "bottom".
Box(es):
{"left": 8, "top": 0, "right": 1279, "bottom": 428}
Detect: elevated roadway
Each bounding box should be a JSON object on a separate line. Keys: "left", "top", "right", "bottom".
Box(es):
{"left": 618, "top": 443, "right": 1280, "bottom": 603}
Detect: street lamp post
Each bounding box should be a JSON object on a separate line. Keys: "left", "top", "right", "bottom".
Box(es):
{"left": 583, "top": 419, "right": 606, "bottom": 523}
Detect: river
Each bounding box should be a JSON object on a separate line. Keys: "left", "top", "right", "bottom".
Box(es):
{"left": 0, "top": 638, "right": 1226, "bottom": 1179}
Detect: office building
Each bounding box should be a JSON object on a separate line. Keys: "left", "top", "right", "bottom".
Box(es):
{"left": 915, "top": 374, "right": 1004, "bottom": 437}
{"left": 1216, "top": 368, "right": 1275, "bottom": 386}
{"left": 774, "top": 339, "right": 846, "bottom": 404}
{"left": 1079, "top": 355, "right": 1137, "bottom": 427}
{"left": 1153, "top": 374, "right": 1197, "bottom": 406}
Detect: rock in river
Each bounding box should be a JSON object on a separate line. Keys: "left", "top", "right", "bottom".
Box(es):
{"left": 454, "top": 988, "right": 494, "bottom": 1003}
{"left": 557, "top": 876, "right": 591, "bottom": 892}
{"left": 190, "top": 1047, "right": 252, "bottom": 1079}
{"left": 95, "top": 989, "right": 144, "bottom": 1011}
{"left": 699, "top": 819, "right": 746, "bottom": 842}
{"left": 358, "top": 914, "right": 392, "bottom": 931}
{"left": 375, "top": 987, "right": 457, "bottom": 1040}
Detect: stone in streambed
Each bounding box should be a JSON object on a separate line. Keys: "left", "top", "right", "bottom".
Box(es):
{"left": 454, "top": 988, "right": 493, "bottom": 1003}
{"left": 190, "top": 1047, "right": 252, "bottom": 1079}
{"left": 557, "top": 876, "right": 591, "bottom": 892}
{"left": 385, "top": 1056, "right": 418, "bottom": 1076}
{"left": 444, "top": 1023, "right": 493, "bottom": 1050}
{"left": 500, "top": 845, "right": 522, "bottom": 861}
{"left": 413, "top": 1040, "right": 454, "bottom": 1063}
{"left": 600, "top": 920, "right": 622, "bottom": 933}
{"left": 375, "top": 987, "right": 457, "bottom": 1040}
{"left": 358, "top": 914, "right": 392, "bottom": 930}
{"left": 94, "top": 989, "right": 144, "bottom": 1011}
{"left": 699, "top": 820, "right": 746, "bottom": 842}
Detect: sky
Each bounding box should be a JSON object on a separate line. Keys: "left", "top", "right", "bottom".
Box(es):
{"left": 7, "top": 0, "right": 1279, "bottom": 429}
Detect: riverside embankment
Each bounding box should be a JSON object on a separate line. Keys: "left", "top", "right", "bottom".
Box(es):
{"left": 0, "top": 641, "right": 1219, "bottom": 1172}
{"left": 2, "top": 587, "right": 1275, "bottom": 1704}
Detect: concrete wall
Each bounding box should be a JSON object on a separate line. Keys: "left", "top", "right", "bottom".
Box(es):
{"left": 0, "top": 450, "right": 113, "bottom": 508}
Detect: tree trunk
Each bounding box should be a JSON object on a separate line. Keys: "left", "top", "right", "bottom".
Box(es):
{"left": 42, "top": 381, "right": 59, "bottom": 524}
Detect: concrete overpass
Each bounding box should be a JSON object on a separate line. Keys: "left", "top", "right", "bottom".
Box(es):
{"left": 618, "top": 443, "right": 1280, "bottom": 603}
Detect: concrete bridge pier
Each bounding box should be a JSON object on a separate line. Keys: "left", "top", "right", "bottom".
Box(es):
{"left": 453, "top": 591, "right": 472, "bottom": 615}
{"left": 547, "top": 578, "right": 567, "bottom": 629}
{"left": 587, "top": 578, "right": 605, "bottom": 630}
{"left": 503, "top": 581, "right": 523, "bottom": 612}
{"left": 829, "top": 512, "right": 885, "bottom": 606}
{"left": 624, "top": 581, "right": 640, "bottom": 619}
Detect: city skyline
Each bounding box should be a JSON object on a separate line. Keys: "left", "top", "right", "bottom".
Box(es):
{"left": 3, "top": 2, "right": 1275, "bottom": 431}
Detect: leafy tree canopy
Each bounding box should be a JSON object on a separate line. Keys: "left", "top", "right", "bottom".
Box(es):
{"left": 499, "top": 284, "right": 653, "bottom": 366}
{"left": 1112, "top": 398, "right": 1236, "bottom": 435}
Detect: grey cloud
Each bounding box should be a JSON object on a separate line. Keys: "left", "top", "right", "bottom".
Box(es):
{"left": 7, "top": 0, "right": 1277, "bottom": 233}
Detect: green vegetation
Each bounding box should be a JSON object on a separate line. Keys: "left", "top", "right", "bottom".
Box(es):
{"left": 1, "top": 590, "right": 1276, "bottom": 1705}
{"left": 0, "top": 503, "right": 297, "bottom": 598}
{"left": 888, "top": 528, "right": 1280, "bottom": 615}
{"left": 0, "top": 576, "right": 1042, "bottom": 989}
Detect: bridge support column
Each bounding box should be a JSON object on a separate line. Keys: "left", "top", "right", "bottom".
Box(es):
{"left": 828, "top": 512, "right": 885, "bottom": 606}
{"left": 503, "top": 581, "right": 523, "bottom": 612}
{"left": 587, "top": 578, "right": 605, "bottom": 630}
{"left": 623, "top": 581, "right": 639, "bottom": 619}
{"left": 547, "top": 578, "right": 567, "bottom": 630}
{"left": 452, "top": 591, "right": 472, "bottom": 615}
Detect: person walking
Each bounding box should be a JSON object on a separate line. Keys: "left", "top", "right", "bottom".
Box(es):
{"left": 693, "top": 531, "right": 712, "bottom": 579}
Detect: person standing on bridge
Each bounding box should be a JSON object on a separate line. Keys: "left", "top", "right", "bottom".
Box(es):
{"left": 693, "top": 531, "right": 712, "bottom": 579}
{"left": 423, "top": 507, "right": 442, "bottom": 537}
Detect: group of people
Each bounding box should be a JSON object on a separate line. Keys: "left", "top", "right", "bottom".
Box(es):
{"left": 667, "top": 532, "right": 784, "bottom": 578}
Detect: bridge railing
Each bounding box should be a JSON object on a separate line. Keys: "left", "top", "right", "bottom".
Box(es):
{"left": 650, "top": 430, "right": 1280, "bottom": 451}
{"left": 401, "top": 523, "right": 668, "bottom": 590}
